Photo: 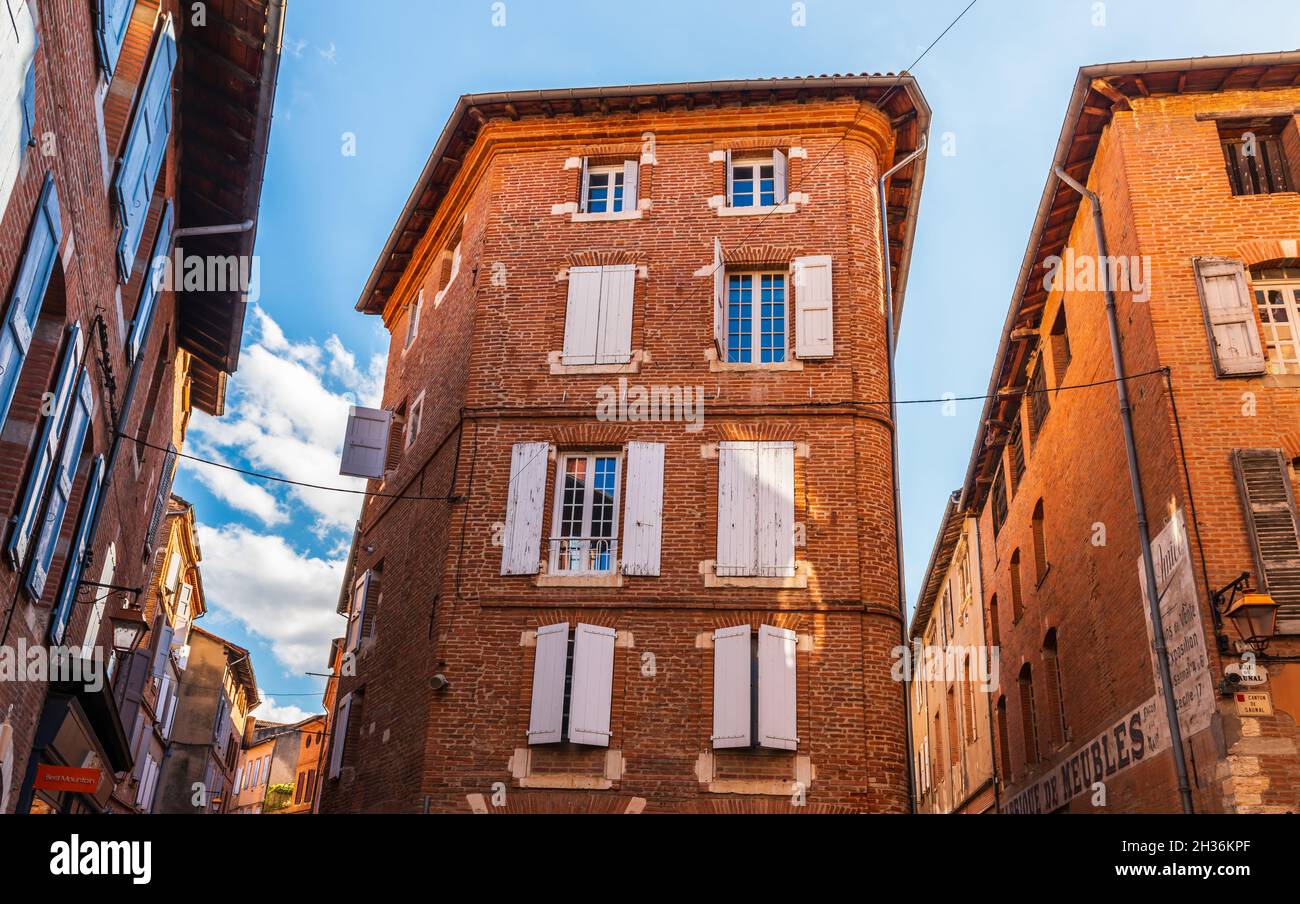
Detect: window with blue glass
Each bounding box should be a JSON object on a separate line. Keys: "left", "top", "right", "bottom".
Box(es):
{"left": 730, "top": 159, "right": 776, "bottom": 208}
{"left": 551, "top": 454, "right": 620, "bottom": 574}
{"left": 583, "top": 166, "right": 625, "bottom": 213}
{"left": 727, "top": 272, "right": 786, "bottom": 363}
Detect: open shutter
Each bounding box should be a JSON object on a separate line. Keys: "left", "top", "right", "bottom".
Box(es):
{"left": 757, "top": 624, "right": 798, "bottom": 750}
{"left": 113, "top": 14, "right": 176, "bottom": 281}
{"left": 95, "top": 0, "right": 134, "bottom": 75}
{"left": 621, "top": 442, "right": 664, "bottom": 576}
{"left": 49, "top": 455, "right": 106, "bottom": 645}
{"left": 772, "top": 148, "right": 788, "bottom": 204}
{"left": 794, "top": 255, "right": 834, "bottom": 359}
{"left": 28, "top": 369, "right": 94, "bottom": 600}
{"left": 526, "top": 622, "right": 569, "bottom": 745}
{"left": 7, "top": 322, "right": 83, "bottom": 571}
{"left": 1232, "top": 450, "right": 1300, "bottom": 626}
{"left": 622, "top": 159, "right": 639, "bottom": 212}
{"left": 568, "top": 623, "right": 616, "bottom": 746}
{"left": 172, "top": 583, "right": 192, "bottom": 648}
{"left": 145, "top": 443, "right": 176, "bottom": 551}
{"left": 1194, "top": 258, "right": 1266, "bottom": 376}
{"left": 151, "top": 625, "right": 174, "bottom": 679}
{"left": 501, "top": 442, "right": 549, "bottom": 575}
{"left": 578, "top": 157, "right": 591, "bottom": 213}
{"left": 339, "top": 406, "right": 392, "bottom": 479}
{"left": 711, "top": 625, "right": 751, "bottom": 749}
{"left": 126, "top": 199, "right": 173, "bottom": 366}
{"left": 757, "top": 442, "right": 796, "bottom": 577}
{"left": 562, "top": 267, "right": 602, "bottom": 364}
{"left": 328, "top": 693, "right": 351, "bottom": 779}
{"left": 596, "top": 264, "right": 635, "bottom": 364}
{"left": 346, "top": 569, "right": 371, "bottom": 653}
{"left": 724, "top": 149, "right": 734, "bottom": 205}
{"left": 0, "top": 172, "right": 61, "bottom": 430}
{"left": 716, "top": 442, "right": 759, "bottom": 576}
{"left": 20, "top": 56, "right": 34, "bottom": 150}
{"left": 713, "top": 237, "right": 727, "bottom": 357}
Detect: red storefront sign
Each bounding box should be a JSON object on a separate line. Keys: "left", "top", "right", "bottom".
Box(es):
{"left": 33, "top": 764, "right": 103, "bottom": 795}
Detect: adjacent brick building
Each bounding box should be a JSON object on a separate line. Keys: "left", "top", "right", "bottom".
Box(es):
{"left": 954, "top": 52, "right": 1300, "bottom": 813}
{"left": 0, "top": 0, "right": 281, "bottom": 814}
{"left": 320, "top": 75, "right": 930, "bottom": 813}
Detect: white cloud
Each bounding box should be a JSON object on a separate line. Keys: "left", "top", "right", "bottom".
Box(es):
{"left": 253, "top": 694, "right": 321, "bottom": 724}
{"left": 196, "top": 521, "right": 346, "bottom": 675}
{"left": 318, "top": 41, "right": 337, "bottom": 64}
{"left": 184, "top": 442, "right": 288, "bottom": 527}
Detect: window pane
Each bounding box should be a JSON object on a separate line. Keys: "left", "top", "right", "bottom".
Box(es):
{"left": 732, "top": 165, "right": 755, "bottom": 207}
{"left": 612, "top": 172, "right": 624, "bottom": 213}
{"left": 760, "top": 274, "right": 785, "bottom": 363}
{"left": 728, "top": 274, "right": 753, "bottom": 362}
{"left": 760, "top": 165, "right": 775, "bottom": 206}
{"left": 586, "top": 172, "right": 609, "bottom": 213}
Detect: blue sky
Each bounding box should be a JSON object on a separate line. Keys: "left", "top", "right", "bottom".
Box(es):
{"left": 171, "top": 0, "right": 1300, "bottom": 719}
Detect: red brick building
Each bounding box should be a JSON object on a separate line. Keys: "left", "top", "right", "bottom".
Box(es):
{"left": 957, "top": 53, "right": 1300, "bottom": 813}
{"left": 320, "top": 75, "right": 930, "bottom": 813}
{"left": 0, "top": 0, "right": 281, "bottom": 814}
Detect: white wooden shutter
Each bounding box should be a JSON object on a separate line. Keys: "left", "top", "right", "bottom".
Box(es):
{"left": 568, "top": 623, "right": 616, "bottom": 746}
{"left": 526, "top": 622, "right": 569, "bottom": 745}
{"left": 1232, "top": 449, "right": 1300, "bottom": 625}
{"left": 1194, "top": 258, "right": 1266, "bottom": 376}
{"left": 711, "top": 625, "right": 751, "bottom": 749}
{"left": 794, "top": 255, "right": 834, "bottom": 359}
{"left": 716, "top": 442, "right": 759, "bottom": 576}
{"left": 597, "top": 264, "right": 636, "bottom": 364}
{"left": 328, "top": 693, "right": 351, "bottom": 778}
{"left": 562, "top": 266, "right": 603, "bottom": 364}
{"left": 621, "top": 442, "right": 664, "bottom": 576}
{"left": 622, "top": 159, "right": 639, "bottom": 211}
{"left": 578, "top": 157, "right": 591, "bottom": 212}
{"left": 0, "top": 0, "right": 36, "bottom": 218}
{"left": 339, "top": 406, "right": 392, "bottom": 479}
{"left": 724, "top": 149, "right": 734, "bottom": 205}
{"left": 164, "top": 551, "right": 182, "bottom": 592}
{"left": 757, "top": 624, "right": 798, "bottom": 750}
{"left": 713, "top": 237, "right": 727, "bottom": 357}
{"left": 757, "top": 442, "right": 796, "bottom": 577}
{"left": 347, "top": 569, "right": 371, "bottom": 652}
{"left": 501, "top": 442, "right": 549, "bottom": 575}
{"left": 773, "top": 148, "right": 788, "bottom": 204}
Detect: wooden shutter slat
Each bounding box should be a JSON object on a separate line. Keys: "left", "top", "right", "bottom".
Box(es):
{"left": 793, "top": 255, "right": 834, "bottom": 359}
{"left": 757, "top": 442, "right": 796, "bottom": 577}
{"left": 621, "top": 442, "right": 664, "bottom": 576}
{"left": 1194, "top": 257, "right": 1266, "bottom": 376}
{"left": 757, "top": 624, "right": 798, "bottom": 750}
{"left": 339, "top": 406, "right": 392, "bottom": 479}
{"left": 713, "top": 237, "right": 727, "bottom": 357}
{"left": 562, "top": 267, "right": 603, "bottom": 364}
{"left": 622, "top": 159, "right": 639, "bottom": 212}
{"left": 596, "top": 264, "right": 636, "bottom": 364}
{"left": 501, "top": 442, "right": 549, "bottom": 575}
{"left": 772, "top": 148, "right": 788, "bottom": 204}
{"left": 1233, "top": 449, "right": 1300, "bottom": 624}
{"left": 716, "top": 442, "right": 758, "bottom": 576}
{"left": 568, "top": 623, "right": 616, "bottom": 746}
{"left": 526, "top": 622, "right": 569, "bottom": 744}
{"left": 711, "top": 625, "right": 751, "bottom": 748}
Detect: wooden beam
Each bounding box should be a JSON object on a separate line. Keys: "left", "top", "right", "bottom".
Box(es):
{"left": 1089, "top": 78, "right": 1131, "bottom": 111}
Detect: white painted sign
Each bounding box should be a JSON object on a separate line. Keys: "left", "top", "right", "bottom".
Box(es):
{"left": 1138, "top": 509, "right": 1215, "bottom": 740}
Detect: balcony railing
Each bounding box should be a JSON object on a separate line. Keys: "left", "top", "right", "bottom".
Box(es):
{"left": 548, "top": 537, "right": 618, "bottom": 575}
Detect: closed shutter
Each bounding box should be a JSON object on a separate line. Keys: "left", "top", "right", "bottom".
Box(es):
{"left": 328, "top": 693, "right": 351, "bottom": 779}
{"left": 339, "top": 406, "right": 392, "bottom": 479}
{"left": 757, "top": 624, "right": 798, "bottom": 750}
{"left": 95, "top": 0, "right": 134, "bottom": 75}
{"left": 711, "top": 625, "right": 752, "bottom": 749}
{"left": 716, "top": 442, "right": 759, "bottom": 576}
{"left": 145, "top": 443, "right": 176, "bottom": 551}
{"left": 113, "top": 14, "right": 176, "bottom": 281}
{"left": 620, "top": 442, "right": 664, "bottom": 576}
{"left": 562, "top": 267, "right": 602, "bottom": 364}
{"left": 526, "top": 622, "right": 568, "bottom": 745}
{"left": 596, "top": 264, "right": 635, "bottom": 364}
{"left": 772, "top": 148, "right": 788, "bottom": 204}
{"left": 500, "top": 442, "right": 549, "bottom": 575}
{"left": 0, "top": 172, "right": 61, "bottom": 431}
{"left": 757, "top": 442, "right": 796, "bottom": 577}
{"left": 622, "top": 159, "right": 639, "bottom": 211}
{"left": 713, "top": 237, "right": 727, "bottom": 357}
{"left": 7, "top": 322, "right": 83, "bottom": 571}
{"left": 1194, "top": 258, "right": 1266, "bottom": 376}
{"left": 793, "top": 255, "right": 834, "bottom": 359}
{"left": 568, "top": 623, "right": 616, "bottom": 746}
{"left": 27, "top": 369, "right": 95, "bottom": 599}
{"left": 49, "top": 455, "right": 106, "bottom": 645}
{"left": 1232, "top": 450, "right": 1300, "bottom": 625}
{"left": 126, "top": 199, "right": 174, "bottom": 365}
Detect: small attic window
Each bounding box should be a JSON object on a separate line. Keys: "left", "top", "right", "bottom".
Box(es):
{"left": 1219, "top": 119, "right": 1292, "bottom": 196}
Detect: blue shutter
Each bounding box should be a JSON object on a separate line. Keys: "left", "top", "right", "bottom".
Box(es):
{"left": 113, "top": 15, "right": 176, "bottom": 282}
{"left": 95, "top": 0, "right": 135, "bottom": 76}
{"left": 145, "top": 444, "right": 177, "bottom": 550}
{"left": 49, "top": 455, "right": 106, "bottom": 645}
{"left": 0, "top": 172, "right": 61, "bottom": 430}
{"left": 7, "top": 322, "right": 84, "bottom": 571}
{"left": 127, "top": 199, "right": 173, "bottom": 365}
{"left": 20, "top": 56, "right": 36, "bottom": 149}
{"left": 26, "top": 369, "right": 95, "bottom": 600}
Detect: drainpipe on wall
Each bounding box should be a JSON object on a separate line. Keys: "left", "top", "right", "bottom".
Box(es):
{"left": 878, "top": 132, "right": 927, "bottom": 814}
{"left": 1053, "top": 165, "right": 1195, "bottom": 815}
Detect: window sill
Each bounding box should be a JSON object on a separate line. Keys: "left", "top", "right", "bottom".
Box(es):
{"left": 510, "top": 747, "right": 623, "bottom": 790}
{"left": 713, "top": 202, "right": 798, "bottom": 217}
{"left": 548, "top": 349, "right": 645, "bottom": 375}
{"left": 1262, "top": 373, "right": 1300, "bottom": 388}
{"left": 1035, "top": 563, "right": 1052, "bottom": 590}
{"left": 704, "top": 348, "right": 803, "bottom": 372}
{"left": 571, "top": 209, "right": 643, "bottom": 223}
{"left": 699, "top": 560, "right": 809, "bottom": 589}
{"left": 534, "top": 571, "right": 624, "bottom": 588}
